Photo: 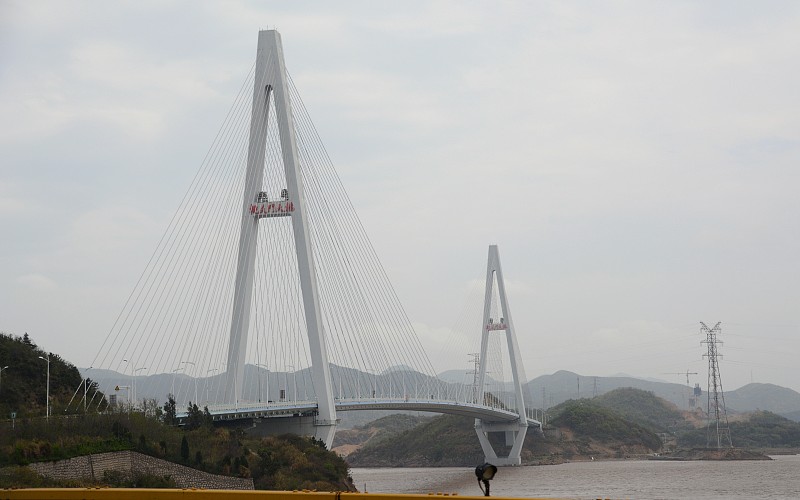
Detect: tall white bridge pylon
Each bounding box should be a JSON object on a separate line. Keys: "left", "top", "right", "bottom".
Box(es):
{"left": 74, "top": 30, "right": 540, "bottom": 458}
{"left": 224, "top": 29, "right": 336, "bottom": 444}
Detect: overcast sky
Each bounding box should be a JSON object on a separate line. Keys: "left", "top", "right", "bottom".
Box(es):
{"left": 2, "top": 1, "right": 799, "bottom": 393}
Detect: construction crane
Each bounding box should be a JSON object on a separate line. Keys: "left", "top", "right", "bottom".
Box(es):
{"left": 663, "top": 370, "right": 699, "bottom": 386}
{"left": 663, "top": 370, "right": 700, "bottom": 410}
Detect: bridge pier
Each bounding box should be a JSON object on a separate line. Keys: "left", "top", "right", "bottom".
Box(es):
{"left": 234, "top": 415, "right": 338, "bottom": 449}
{"left": 474, "top": 419, "right": 528, "bottom": 466}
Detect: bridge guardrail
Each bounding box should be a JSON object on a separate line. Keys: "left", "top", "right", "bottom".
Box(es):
{"left": 0, "top": 489, "right": 565, "bottom": 500}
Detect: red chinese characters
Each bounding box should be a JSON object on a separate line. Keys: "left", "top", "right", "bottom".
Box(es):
{"left": 249, "top": 201, "right": 295, "bottom": 217}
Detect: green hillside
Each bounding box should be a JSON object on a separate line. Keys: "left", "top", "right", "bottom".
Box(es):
{"left": 332, "top": 413, "right": 431, "bottom": 451}
{"left": 548, "top": 400, "right": 662, "bottom": 451}
{"left": 1, "top": 407, "right": 354, "bottom": 490}
{"left": 346, "top": 414, "right": 483, "bottom": 467}
{"left": 593, "top": 387, "right": 688, "bottom": 432}
{"left": 346, "top": 401, "right": 664, "bottom": 467}
{"left": 0, "top": 332, "right": 102, "bottom": 418}
{"left": 679, "top": 411, "right": 800, "bottom": 448}
{"left": 0, "top": 333, "right": 353, "bottom": 491}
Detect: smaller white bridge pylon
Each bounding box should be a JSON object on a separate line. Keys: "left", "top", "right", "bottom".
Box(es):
{"left": 475, "top": 245, "right": 530, "bottom": 466}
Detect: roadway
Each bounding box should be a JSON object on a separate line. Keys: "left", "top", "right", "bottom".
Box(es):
{"left": 178, "top": 398, "right": 541, "bottom": 428}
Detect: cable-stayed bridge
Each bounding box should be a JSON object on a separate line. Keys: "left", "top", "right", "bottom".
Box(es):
{"left": 72, "top": 30, "right": 538, "bottom": 466}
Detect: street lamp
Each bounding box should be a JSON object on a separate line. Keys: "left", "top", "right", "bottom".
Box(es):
{"left": 255, "top": 364, "right": 269, "bottom": 403}
{"left": 83, "top": 366, "right": 93, "bottom": 411}
{"left": 205, "top": 368, "right": 218, "bottom": 404}
{"left": 134, "top": 367, "right": 147, "bottom": 408}
{"left": 122, "top": 359, "right": 131, "bottom": 408}
{"left": 0, "top": 365, "right": 8, "bottom": 398}
{"left": 38, "top": 354, "right": 50, "bottom": 419}
{"left": 286, "top": 364, "right": 297, "bottom": 403}
{"left": 171, "top": 367, "right": 183, "bottom": 400}
{"left": 181, "top": 361, "right": 197, "bottom": 404}
{"left": 367, "top": 368, "right": 377, "bottom": 399}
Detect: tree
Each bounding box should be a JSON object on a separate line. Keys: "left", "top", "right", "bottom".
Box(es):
{"left": 163, "top": 394, "right": 177, "bottom": 425}
{"left": 22, "top": 332, "right": 36, "bottom": 348}
{"left": 142, "top": 398, "right": 161, "bottom": 419}
{"left": 185, "top": 402, "right": 204, "bottom": 430}
{"left": 180, "top": 436, "right": 189, "bottom": 462}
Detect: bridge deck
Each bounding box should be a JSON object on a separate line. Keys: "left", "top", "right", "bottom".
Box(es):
{"left": 178, "top": 399, "right": 541, "bottom": 428}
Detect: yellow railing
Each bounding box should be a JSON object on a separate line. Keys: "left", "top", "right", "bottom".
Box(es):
{"left": 0, "top": 489, "right": 568, "bottom": 500}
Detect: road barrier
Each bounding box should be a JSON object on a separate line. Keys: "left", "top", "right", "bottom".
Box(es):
{"left": 1, "top": 489, "right": 569, "bottom": 500}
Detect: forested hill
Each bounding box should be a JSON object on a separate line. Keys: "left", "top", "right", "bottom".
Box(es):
{"left": 680, "top": 410, "right": 800, "bottom": 448}
{"left": 0, "top": 332, "right": 99, "bottom": 417}
{"left": 346, "top": 402, "right": 662, "bottom": 467}
{"left": 592, "top": 387, "right": 689, "bottom": 432}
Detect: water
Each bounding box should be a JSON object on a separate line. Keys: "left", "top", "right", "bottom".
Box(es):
{"left": 351, "top": 455, "right": 800, "bottom": 499}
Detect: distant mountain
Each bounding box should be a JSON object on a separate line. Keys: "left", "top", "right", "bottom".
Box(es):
{"left": 436, "top": 369, "right": 507, "bottom": 387}
{"left": 782, "top": 410, "right": 800, "bottom": 423}
{"left": 724, "top": 383, "right": 800, "bottom": 415}
{"left": 524, "top": 371, "right": 800, "bottom": 421}
{"left": 524, "top": 370, "right": 693, "bottom": 410}
{"left": 84, "top": 363, "right": 800, "bottom": 421}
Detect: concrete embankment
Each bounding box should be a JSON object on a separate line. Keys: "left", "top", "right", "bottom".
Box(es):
{"left": 21, "top": 450, "right": 254, "bottom": 489}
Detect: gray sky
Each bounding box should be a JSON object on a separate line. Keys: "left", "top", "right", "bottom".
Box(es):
{"left": 2, "top": 1, "right": 799, "bottom": 392}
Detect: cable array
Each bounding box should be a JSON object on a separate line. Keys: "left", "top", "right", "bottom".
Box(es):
{"left": 75, "top": 56, "right": 447, "bottom": 412}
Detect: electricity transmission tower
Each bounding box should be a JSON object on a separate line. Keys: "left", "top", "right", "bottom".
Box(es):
{"left": 701, "top": 322, "right": 733, "bottom": 448}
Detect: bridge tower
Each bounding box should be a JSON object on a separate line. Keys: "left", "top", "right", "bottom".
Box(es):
{"left": 224, "top": 30, "right": 337, "bottom": 445}
{"left": 475, "top": 245, "right": 529, "bottom": 466}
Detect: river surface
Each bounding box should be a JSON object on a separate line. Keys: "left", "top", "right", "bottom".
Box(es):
{"left": 351, "top": 455, "right": 800, "bottom": 499}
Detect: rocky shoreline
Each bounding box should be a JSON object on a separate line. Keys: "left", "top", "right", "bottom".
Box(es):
{"left": 649, "top": 448, "right": 772, "bottom": 461}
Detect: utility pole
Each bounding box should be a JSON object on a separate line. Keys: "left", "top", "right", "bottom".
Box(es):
{"left": 593, "top": 377, "right": 597, "bottom": 398}
{"left": 701, "top": 322, "right": 733, "bottom": 448}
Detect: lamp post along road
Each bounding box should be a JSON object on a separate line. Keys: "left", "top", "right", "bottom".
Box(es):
{"left": 181, "top": 361, "right": 197, "bottom": 405}
{"left": 171, "top": 368, "right": 183, "bottom": 400}
{"left": 255, "top": 364, "right": 269, "bottom": 403}
{"left": 122, "top": 359, "right": 130, "bottom": 408}
{"left": 206, "top": 368, "right": 218, "bottom": 405}
{"left": 84, "top": 366, "right": 93, "bottom": 411}
{"left": 0, "top": 365, "right": 8, "bottom": 398}
{"left": 38, "top": 354, "right": 50, "bottom": 419}
{"left": 134, "top": 367, "right": 147, "bottom": 408}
